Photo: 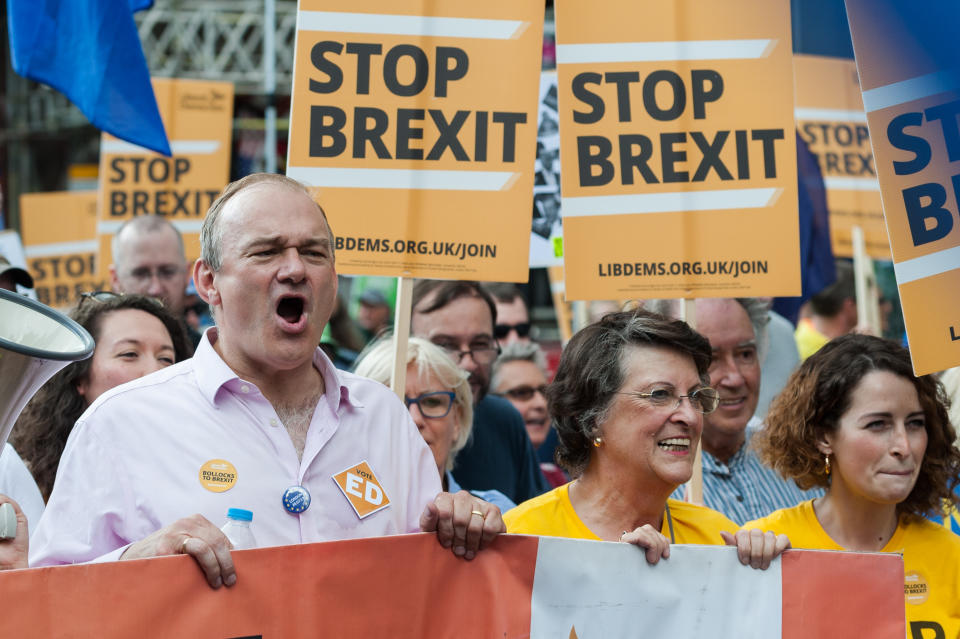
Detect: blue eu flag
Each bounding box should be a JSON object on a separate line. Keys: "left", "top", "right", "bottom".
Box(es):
{"left": 7, "top": 0, "right": 171, "bottom": 156}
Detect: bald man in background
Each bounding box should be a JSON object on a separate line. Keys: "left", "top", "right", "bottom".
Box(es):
{"left": 110, "top": 215, "right": 199, "bottom": 347}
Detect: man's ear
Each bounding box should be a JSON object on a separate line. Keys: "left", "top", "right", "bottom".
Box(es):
{"left": 183, "top": 259, "right": 194, "bottom": 294}
{"left": 75, "top": 376, "right": 89, "bottom": 400}
{"left": 843, "top": 297, "right": 859, "bottom": 327}
{"left": 193, "top": 259, "right": 219, "bottom": 307}
{"left": 108, "top": 264, "right": 120, "bottom": 292}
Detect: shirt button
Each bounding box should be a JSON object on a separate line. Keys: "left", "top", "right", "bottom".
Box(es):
{"left": 269, "top": 418, "right": 279, "bottom": 427}
{"left": 736, "top": 495, "right": 744, "bottom": 502}
{"left": 240, "top": 385, "right": 250, "bottom": 394}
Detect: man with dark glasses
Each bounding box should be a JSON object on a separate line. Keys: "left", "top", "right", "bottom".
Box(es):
{"left": 485, "top": 282, "right": 535, "bottom": 346}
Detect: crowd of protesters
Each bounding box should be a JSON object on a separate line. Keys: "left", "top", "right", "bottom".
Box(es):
{"left": 0, "top": 173, "right": 958, "bottom": 631}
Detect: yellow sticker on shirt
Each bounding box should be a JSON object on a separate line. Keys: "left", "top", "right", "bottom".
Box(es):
{"left": 199, "top": 459, "right": 238, "bottom": 493}
{"left": 332, "top": 461, "right": 391, "bottom": 519}
{"left": 904, "top": 571, "right": 929, "bottom": 605}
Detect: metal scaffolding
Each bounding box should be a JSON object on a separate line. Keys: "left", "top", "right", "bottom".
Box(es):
{"left": 137, "top": 0, "right": 298, "bottom": 94}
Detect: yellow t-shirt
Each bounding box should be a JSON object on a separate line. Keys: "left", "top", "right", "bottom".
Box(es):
{"left": 746, "top": 500, "right": 960, "bottom": 638}
{"left": 504, "top": 483, "right": 737, "bottom": 544}
{"left": 795, "top": 318, "right": 830, "bottom": 361}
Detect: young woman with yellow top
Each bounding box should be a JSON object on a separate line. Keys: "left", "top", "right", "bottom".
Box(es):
{"left": 504, "top": 309, "right": 789, "bottom": 569}
{"left": 746, "top": 334, "right": 960, "bottom": 637}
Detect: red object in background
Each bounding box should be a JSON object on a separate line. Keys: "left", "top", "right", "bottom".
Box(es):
{"left": 542, "top": 34, "right": 556, "bottom": 69}
{"left": 540, "top": 339, "right": 562, "bottom": 381}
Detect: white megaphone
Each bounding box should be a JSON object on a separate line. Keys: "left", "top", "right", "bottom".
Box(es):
{"left": 0, "top": 288, "right": 95, "bottom": 450}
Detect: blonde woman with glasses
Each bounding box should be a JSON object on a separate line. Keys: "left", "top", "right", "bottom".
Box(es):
{"left": 354, "top": 337, "right": 515, "bottom": 514}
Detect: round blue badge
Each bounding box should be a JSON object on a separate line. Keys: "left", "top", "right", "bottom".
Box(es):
{"left": 282, "top": 485, "right": 311, "bottom": 514}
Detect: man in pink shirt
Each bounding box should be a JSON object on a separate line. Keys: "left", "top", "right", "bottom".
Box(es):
{"left": 29, "top": 174, "right": 505, "bottom": 587}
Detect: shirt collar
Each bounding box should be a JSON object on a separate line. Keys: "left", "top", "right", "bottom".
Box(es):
{"left": 702, "top": 417, "right": 762, "bottom": 475}
{"left": 311, "top": 343, "right": 364, "bottom": 412}
{"left": 194, "top": 327, "right": 363, "bottom": 411}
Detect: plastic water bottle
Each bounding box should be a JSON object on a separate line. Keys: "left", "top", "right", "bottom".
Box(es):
{"left": 220, "top": 508, "right": 257, "bottom": 550}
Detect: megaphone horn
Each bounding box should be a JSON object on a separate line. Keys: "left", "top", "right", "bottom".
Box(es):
{"left": 0, "top": 288, "right": 95, "bottom": 449}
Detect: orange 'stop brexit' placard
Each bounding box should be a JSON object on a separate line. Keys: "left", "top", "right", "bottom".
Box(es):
{"left": 556, "top": 0, "right": 800, "bottom": 301}
{"left": 287, "top": 0, "right": 543, "bottom": 281}
{"left": 20, "top": 191, "right": 101, "bottom": 309}
{"left": 96, "top": 78, "right": 234, "bottom": 280}
{"left": 793, "top": 54, "right": 890, "bottom": 260}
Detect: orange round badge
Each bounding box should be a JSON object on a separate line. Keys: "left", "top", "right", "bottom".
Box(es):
{"left": 198, "top": 459, "right": 238, "bottom": 493}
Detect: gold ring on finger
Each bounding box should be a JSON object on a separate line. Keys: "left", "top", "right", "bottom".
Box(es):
{"left": 471, "top": 510, "right": 484, "bottom": 518}
{"left": 179, "top": 536, "right": 191, "bottom": 554}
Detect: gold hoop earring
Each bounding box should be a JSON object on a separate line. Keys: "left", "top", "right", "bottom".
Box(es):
{"left": 593, "top": 436, "right": 603, "bottom": 448}
{"left": 824, "top": 455, "right": 831, "bottom": 476}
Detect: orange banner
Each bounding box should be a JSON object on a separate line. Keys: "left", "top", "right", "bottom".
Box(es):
{"left": 556, "top": 0, "right": 800, "bottom": 301}
{"left": 286, "top": 0, "right": 543, "bottom": 281}
{"left": 19, "top": 191, "right": 102, "bottom": 308}
{"left": 96, "top": 78, "right": 234, "bottom": 280}
{"left": 846, "top": 1, "right": 960, "bottom": 375}
{"left": 794, "top": 54, "right": 890, "bottom": 260}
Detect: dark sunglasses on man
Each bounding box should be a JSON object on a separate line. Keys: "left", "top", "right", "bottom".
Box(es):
{"left": 497, "top": 384, "right": 548, "bottom": 402}
{"left": 494, "top": 322, "right": 533, "bottom": 339}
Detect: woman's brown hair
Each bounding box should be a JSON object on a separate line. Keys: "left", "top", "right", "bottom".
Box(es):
{"left": 548, "top": 308, "right": 712, "bottom": 476}
{"left": 756, "top": 334, "right": 960, "bottom": 518}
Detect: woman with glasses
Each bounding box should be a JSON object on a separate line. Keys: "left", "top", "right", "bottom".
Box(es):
{"left": 503, "top": 309, "right": 788, "bottom": 568}
{"left": 354, "top": 337, "right": 515, "bottom": 513}
{"left": 12, "top": 292, "right": 192, "bottom": 501}
{"left": 744, "top": 334, "right": 960, "bottom": 633}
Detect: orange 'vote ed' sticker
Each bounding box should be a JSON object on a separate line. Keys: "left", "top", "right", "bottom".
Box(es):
{"left": 332, "top": 461, "right": 391, "bottom": 519}
{"left": 198, "top": 459, "right": 238, "bottom": 493}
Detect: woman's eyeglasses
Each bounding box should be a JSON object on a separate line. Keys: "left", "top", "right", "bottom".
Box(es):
{"left": 77, "top": 291, "right": 165, "bottom": 311}
{"left": 619, "top": 387, "right": 720, "bottom": 414}
{"left": 404, "top": 391, "right": 456, "bottom": 418}
{"left": 77, "top": 291, "right": 123, "bottom": 310}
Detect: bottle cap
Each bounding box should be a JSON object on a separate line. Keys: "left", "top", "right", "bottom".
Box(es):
{"left": 282, "top": 485, "right": 311, "bottom": 514}
{"left": 227, "top": 508, "right": 253, "bottom": 521}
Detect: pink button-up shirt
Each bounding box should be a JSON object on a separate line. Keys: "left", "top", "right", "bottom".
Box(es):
{"left": 30, "top": 330, "right": 440, "bottom": 566}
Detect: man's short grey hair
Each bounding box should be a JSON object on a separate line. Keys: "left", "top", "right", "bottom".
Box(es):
{"left": 111, "top": 215, "right": 185, "bottom": 265}
{"left": 491, "top": 341, "right": 547, "bottom": 391}
{"left": 353, "top": 336, "right": 473, "bottom": 471}
{"left": 200, "top": 173, "right": 333, "bottom": 272}
{"left": 642, "top": 298, "right": 771, "bottom": 363}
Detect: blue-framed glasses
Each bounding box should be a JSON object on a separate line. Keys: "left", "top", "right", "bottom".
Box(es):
{"left": 405, "top": 391, "right": 456, "bottom": 418}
